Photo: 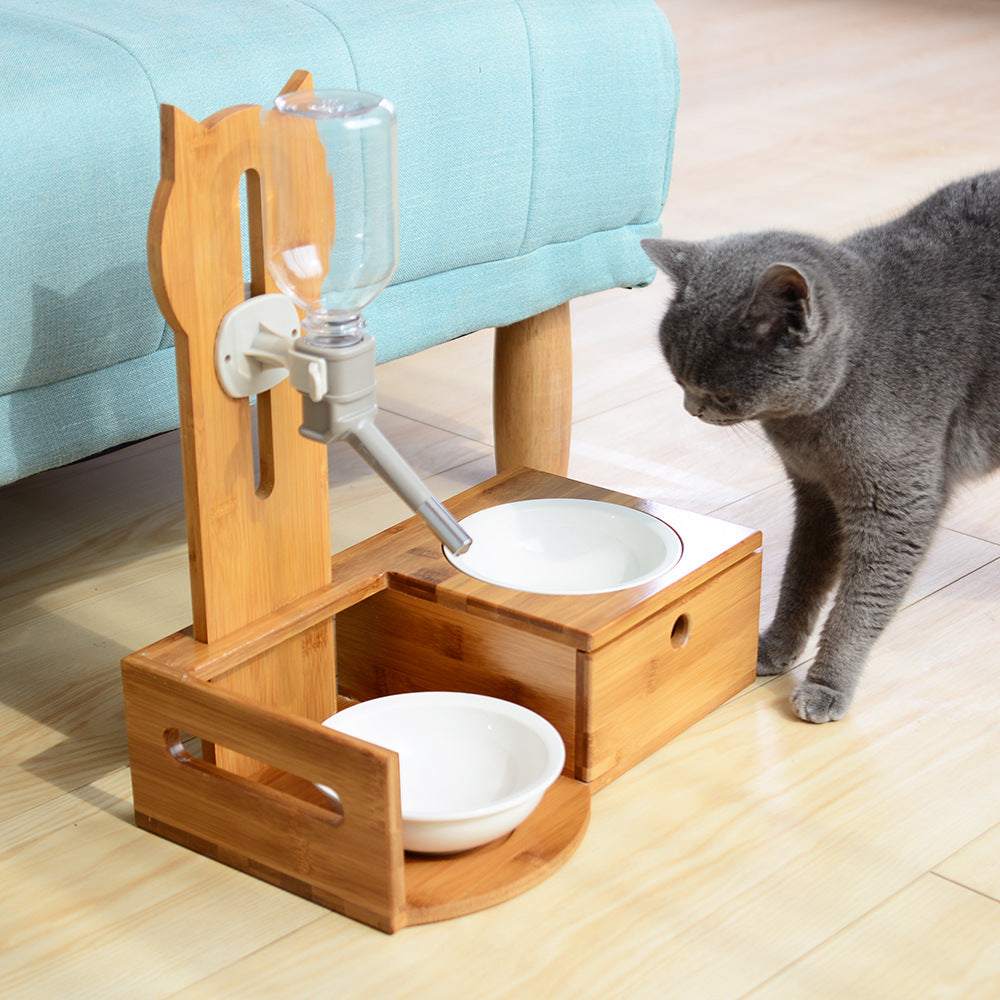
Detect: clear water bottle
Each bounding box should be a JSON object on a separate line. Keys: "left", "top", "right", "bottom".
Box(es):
{"left": 261, "top": 90, "right": 398, "bottom": 348}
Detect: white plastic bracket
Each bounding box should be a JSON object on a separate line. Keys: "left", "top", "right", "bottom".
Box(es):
{"left": 214, "top": 294, "right": 301, "bottom": 399}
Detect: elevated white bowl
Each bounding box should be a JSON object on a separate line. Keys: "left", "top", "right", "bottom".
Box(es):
{"left": 444, "top": 498, "right": 683, "bottom": 595}
{"left": 320, "top": 691, "right": 565, "bottom": 854}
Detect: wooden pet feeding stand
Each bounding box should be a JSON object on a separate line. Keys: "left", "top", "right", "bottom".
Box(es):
{"left": 122, "top": 74, "right": 762, "bottom": 934}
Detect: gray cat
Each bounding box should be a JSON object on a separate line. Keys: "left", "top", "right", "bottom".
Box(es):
{"left": 642, "top": 170, "right": 1000, "bottom": 722}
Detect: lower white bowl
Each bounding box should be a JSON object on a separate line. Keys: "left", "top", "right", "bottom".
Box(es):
{"left": 320, "top": 691, "right": 566, "bottom": 854}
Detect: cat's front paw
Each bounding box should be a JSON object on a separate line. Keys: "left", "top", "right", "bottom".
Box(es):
{"left": 756, "top": 632, "right": 796, "bottom": 676}
{"left": 790, "top": 681, "right": 850, "bottom": 723}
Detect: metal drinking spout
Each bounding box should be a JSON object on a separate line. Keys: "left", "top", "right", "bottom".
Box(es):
{"left": 346, "top": 418, "right": 472, "bottom": 555}
{"left": 290, "top": 332, "right": 472, "bottom": 555}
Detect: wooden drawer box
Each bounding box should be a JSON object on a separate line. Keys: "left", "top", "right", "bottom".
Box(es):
{"left": 578, "top": 549, "right": 760, "bottom": 788}
{"left": 335, "top": 470, "right": 762, "bottom": 791}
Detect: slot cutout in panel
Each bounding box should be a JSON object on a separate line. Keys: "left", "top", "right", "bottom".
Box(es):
{"left": 163, "top": 725, "right": 344, "bottom": 821}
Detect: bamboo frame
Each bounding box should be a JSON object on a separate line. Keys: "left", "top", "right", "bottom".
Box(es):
{"left": 126, "top": 72, "right": 761, "bottom": 933}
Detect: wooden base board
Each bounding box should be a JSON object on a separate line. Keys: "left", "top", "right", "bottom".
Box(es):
{"left": 135, "top": 774, "right": 589, "bottom": 932}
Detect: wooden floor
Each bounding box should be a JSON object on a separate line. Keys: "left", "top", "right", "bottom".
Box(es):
{"left": 3, "top": 0, "right": 1000, "bottom": 995}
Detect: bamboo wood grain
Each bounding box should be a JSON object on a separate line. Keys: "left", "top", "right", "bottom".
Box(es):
{"left": 333, "top": 469, "right": 760, "bottom": 786}
{"left": 121, "top": 654, "right": 407, "bottom": 932}
{"left": 122, "top": 646, "right": 590, "bottom": 932}
{"left": 230, "top": 771, "right": 590, "bottom": 926}
{"left": 336, "top": 590, "right": 579, "bottom": 764}
{"left": 131, "top": 575, "right": 382, "bottom": 682}
{"left": 146, "top": 72, "right": 338, "bottom": 775}
{"left": 122, "top": 465, "right": 754, "bottom": 929}
{"left": 147, "top": 71, "right": 332, "bottom": 645}
{"left": 579, "top": 552, "right": 761, "bottom": 788}
{"left": 132, "top": 76, "right": 608, "bottom": 927}
{"left": 330, "top": 465, "right": 761, "bottom": 652}
{"left": 402, "top": 776, "right": 590, "bottom": 924}
{"left": 130, "top": 60, "right": 760, "bottom": 937}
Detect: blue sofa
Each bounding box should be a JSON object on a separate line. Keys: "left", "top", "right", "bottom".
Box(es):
{"left": 0, "top": 0, "right": 678, "bottom": 486}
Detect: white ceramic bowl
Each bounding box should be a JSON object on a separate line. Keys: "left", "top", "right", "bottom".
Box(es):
{"left": 319, "top": 692, "right": 565, "bottom": 854}
{"left": 444, "top": 498, "right": 683, "bottom": 595}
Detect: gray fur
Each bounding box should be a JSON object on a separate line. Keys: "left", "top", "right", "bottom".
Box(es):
{"left": 642, "top": 170, "right": 1000, "bottom": 722}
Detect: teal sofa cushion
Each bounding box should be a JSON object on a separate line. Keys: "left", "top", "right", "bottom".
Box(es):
{"left": 0, "top": 0, "right": 678, "bottom": 485}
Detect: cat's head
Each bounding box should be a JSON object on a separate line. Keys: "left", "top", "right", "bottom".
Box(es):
{"left": 641, "top": 234, "right": 849, "bottom": 425}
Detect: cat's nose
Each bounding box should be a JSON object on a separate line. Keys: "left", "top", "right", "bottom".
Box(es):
{"left": 683, "top": 388, "right": 705, "bottom": 417}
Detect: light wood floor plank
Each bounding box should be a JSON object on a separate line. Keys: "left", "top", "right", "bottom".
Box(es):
{"left": 936, "top": 822, "right": 1000, "bottom": 903}
{"left": 0, "top": 771, "right": 325, "bottom": 998}
{"left": 743, "top": 874, "right": 1000, "bottom": 1000}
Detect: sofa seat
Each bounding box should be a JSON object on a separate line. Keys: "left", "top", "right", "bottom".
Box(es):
{"left": 0, "top": 0, "right": 678, "bottom": 485}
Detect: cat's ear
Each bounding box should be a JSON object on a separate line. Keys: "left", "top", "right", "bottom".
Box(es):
{"left": 641, "top": 238, "right": 702, "bottom": 284}
{"left": 744, "top": 263, "right": 813, "bottom": 344}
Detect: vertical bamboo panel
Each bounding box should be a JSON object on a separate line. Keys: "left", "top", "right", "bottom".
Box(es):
{"left": 146, "top": 72, "right": 337, "bottom": 774}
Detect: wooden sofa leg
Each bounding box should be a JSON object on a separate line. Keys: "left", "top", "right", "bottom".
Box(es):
{"left": 493, "top": 302, "right": 572, "bottom": 476}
